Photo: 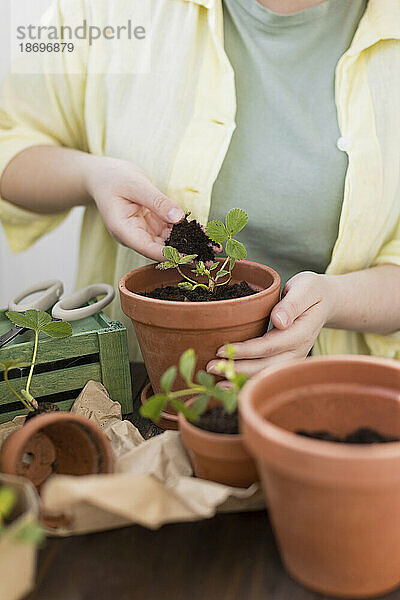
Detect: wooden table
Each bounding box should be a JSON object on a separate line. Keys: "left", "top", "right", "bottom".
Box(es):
{"left": 28, "top": 365, "right": 400, "bottom": 600}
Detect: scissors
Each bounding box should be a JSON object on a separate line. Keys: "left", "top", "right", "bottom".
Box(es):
{"left": 0, "top": 279, "right": 115, "bottom": 349}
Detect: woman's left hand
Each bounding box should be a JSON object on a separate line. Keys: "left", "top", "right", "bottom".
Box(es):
{"left": 207, "top": 271, "right": 335, "bottom": 377}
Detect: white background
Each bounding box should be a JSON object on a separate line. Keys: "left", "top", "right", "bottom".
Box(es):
{"left": 0, "top": 0, "right": 82, "bottom": 307}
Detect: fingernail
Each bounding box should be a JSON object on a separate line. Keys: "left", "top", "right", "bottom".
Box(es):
{"left": 167, "top": 208, "right": 185, "bottom": 224}
{"left": 275, "top": 311, "right": 290, "bottom": 328}
{"left": 206, "top": 362, "right": 216, "bottom": 373}
{"left": 216, "top": 347, "right": 226, "bottom": 358}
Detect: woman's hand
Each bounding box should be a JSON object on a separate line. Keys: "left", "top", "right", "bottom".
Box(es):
{"left": 207, "top": 271, "right": 335, "bottom": 377}
{"left": 86, "top": 156, "right": 185, "bottom": 261}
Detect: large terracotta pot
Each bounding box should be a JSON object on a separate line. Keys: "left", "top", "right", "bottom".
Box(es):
{"left": 1, "top": 412, "right": 114, "bottom": 492}
{"left": 119, "top": 258, "right": 280, "bottom": 420}
{"left": 239, "top": 355, "right": 400, "bottom": 599}
{"left": 178, "top": 412, "right": 258, "bottom": 488}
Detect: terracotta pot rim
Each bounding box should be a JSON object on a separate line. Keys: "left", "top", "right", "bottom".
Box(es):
{"left": 178, "top": 412, "right": 243, "bottom": 442}
{"left": 239, "top": 355, "right": 400, "bottom": 462}
{"left": 119, "top": 259, "right": 280, "bottom": 307}
{"left": 2, "top": 412, "right": 114, "bottom": 472}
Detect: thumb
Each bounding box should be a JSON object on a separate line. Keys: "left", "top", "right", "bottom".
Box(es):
{"left": 271, "top": 276, "right": 320, "bottom": 330}
{"left": 133, "top": 172, "right": 185, "bottom": 224}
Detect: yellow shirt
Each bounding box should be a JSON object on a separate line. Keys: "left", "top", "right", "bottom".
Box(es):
{"left": 0, "top": 0, "right": 400, "bottom": 361}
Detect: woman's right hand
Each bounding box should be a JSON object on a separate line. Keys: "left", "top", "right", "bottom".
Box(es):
{"left": 85, "top": 156, "right": 185, "bottom": 261}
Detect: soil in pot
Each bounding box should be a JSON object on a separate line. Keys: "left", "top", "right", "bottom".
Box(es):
{"left": 143, "top": 281, "right": 256, "bottom": 302}
{"left": 164, "top": 214, "right": 220, "bottom": 262}
{"left": 296, "top": 426, "right": 400, "bottom": 444}
{"left": 25, "top": 402, "right": 60, "bottom": 423}
{"left": 142, "top": 216, "right": 257, "bottom": 301}
{"left": 195, "top": 406, "right": 239, "bottom": 434}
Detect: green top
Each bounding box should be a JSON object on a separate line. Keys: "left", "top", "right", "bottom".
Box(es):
{"left": 210, "top": 0, "right": 367, "bottom": 286}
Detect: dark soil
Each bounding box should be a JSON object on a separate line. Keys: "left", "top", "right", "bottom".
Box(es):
{"left": 194, "top": 406, "right": 239, "bottom": 435}
{"left": 143, "top": 281, "right": 256, "bottom": 302}
{"left": 165, "top": 215, "right": 220, "bottom": 263}
{"left": 296, "top": 427, "right": 400, "bottom": 444}
{"left": 25, "top": 401, "right": 60, "bottom": 423}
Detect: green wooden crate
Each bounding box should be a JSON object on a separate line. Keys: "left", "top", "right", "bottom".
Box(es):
{"left": 0, "top": 309, "right": 132, "bottom": 424}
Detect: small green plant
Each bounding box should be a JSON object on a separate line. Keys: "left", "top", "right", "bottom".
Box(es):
{"left": 0, "top": 486, "right": 44, "bottom": 543}
{"left": 0, "top": 310, "right": 72, "bottom": 412}
{"left": 157, "top": 208, "right": 248, "bottom": 293}
{"left": 140, "top": 346, "right": 248, "bottom": 423}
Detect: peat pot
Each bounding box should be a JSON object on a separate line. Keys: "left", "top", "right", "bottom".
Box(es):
{"left": 239, "top": 355, "right": 400, "bottom": 599}
{"left": 1, "top": 412, "right": 114, "bottom": 492}
{"left": 119, "top": 259, "right": 280, "bottom": 428}
{"left": 178, "top": 412, "right": 258, "bottom": 488}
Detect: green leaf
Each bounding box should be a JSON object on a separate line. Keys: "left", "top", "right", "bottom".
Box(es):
{"left": 41, "top": 321, "right": 72, "bottom": 339}
{"left": 225, "top": 209, "right": 248, "bottom": 236}
{"left": 0, "top": 487, "right": 16, "bottom": 520}
{"left": 170, "top": 399, "right": 200, "bottom": 422}
{"left": 6, "top": 310, "right": 51, "bottom": 332}
{"left": 179, "top": 348, "right": 196, "bottom": 384}
{"left": 140, "top": 394, "right": 168, "bottom": 421}
{"left": 232, "top": 372, "right": 249, "bottom": 390}
{"left": 215, "top": 270, "right": 229, "bottom": 280}
{"left": 190, "top": 394, "right": 210, "bottom": 419}
{"left": 213, "top": 387, "right": 238, "bottom": 413}
{"left": 226, "top": 239, "right": 247, "bottom": 261}
{"left": 209, "top": 262, "right": 219, "bottom": 271}
{"left": 196, "top": 370, "right": 215, "bottom": 388}
{"left": 178, "top": 282, "right": 194, "bottom": 291}
{"left": 15, "top": 522, "right": 45, "bottom": 545}
{"left": 206, "top": 220, "right": 229, "bottom": 243}
{"left": 225, "top": 344, "right": 237, "bottom": 360}
{"left": 228, "top": 259, "right": 236, "bottom": 272}
{"left": 179, "top": 254, "right": 198, "bottom": 265}
{"left": 160, "top": 366, "right": 177, "bottom": 393}
{"left": 156, "top": 261, "right": 176, "bottom": 271}
{"left": 163, "top": 246, "right": 180, "bottom": 262}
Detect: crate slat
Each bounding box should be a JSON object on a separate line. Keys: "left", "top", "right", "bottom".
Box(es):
{"left": 0, "top": 363, "right": 102, "bottom": 406}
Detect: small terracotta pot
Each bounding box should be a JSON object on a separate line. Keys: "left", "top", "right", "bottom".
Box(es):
{"left": 178, "top": 413, "right": 258, "bottom": 488}
{"left": 119, "top": 259, "right": 280, "bottom": 427}
{"left": 1, "top": 412, "right": 114, "bottom": 492}
{"left": 239, "top": 355, "right": 400, "bottom": 599}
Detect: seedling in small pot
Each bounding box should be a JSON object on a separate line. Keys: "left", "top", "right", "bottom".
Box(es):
{"left": 1, "top": 310, "right": 72, "bottom": 414}
{"left": 158, "top": 209, "right": 248, "bottom": 293}
{"left": 0, "top": 485, "right": 43, "bottom": 543}
{"left": 140, "top": 346, "right": 248, "bottom": 433}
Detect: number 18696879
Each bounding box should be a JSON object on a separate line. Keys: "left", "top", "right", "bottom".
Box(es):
{"left": 19, "top": 42, "right": 75, "bottom": 53}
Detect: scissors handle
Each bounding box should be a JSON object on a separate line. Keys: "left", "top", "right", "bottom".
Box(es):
{"left": 51, "top": 284, "right": 115, "bottom": 322}
{"left": 8, "top": 280, "right": 64, "bottom": 313}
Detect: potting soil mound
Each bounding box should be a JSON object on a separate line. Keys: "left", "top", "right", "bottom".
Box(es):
{"left": 195, "top": 406, "right": 239, "bottom": 435}
{"left": 25, "top": 402, "right": 60, "bottom": 423}
{"left": 296, "top": 427, "right": 400, "bottom": 444}
{"left": 165, "top": 215, "right": 220, "bottom": 263}
{"left": 142, "top": 281, "right": 256, "bottom": 302}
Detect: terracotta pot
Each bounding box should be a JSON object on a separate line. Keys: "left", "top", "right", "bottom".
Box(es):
{"left": 0, "top": 474, "right": 40, "bottom": 600}
{"left": 178, "top": 412, "right": 258, "bottom": 488}
{"left": 1, "top": 412, "right": 114, "bottom": 492}
{"left": 239, "top": 355, "right": 400, "bottom": 599}
{"left": 119, "top": 259, "right": 280, "bottom": 426}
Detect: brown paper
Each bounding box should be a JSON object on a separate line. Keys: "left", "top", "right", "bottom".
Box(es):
{"left": 0, "top": 382, "right": 264, "bottom": 536}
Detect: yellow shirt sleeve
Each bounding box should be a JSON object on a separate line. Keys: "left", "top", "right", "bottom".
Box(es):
{"left": 0, "top": 0, "right": 88, "bottom": 252}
